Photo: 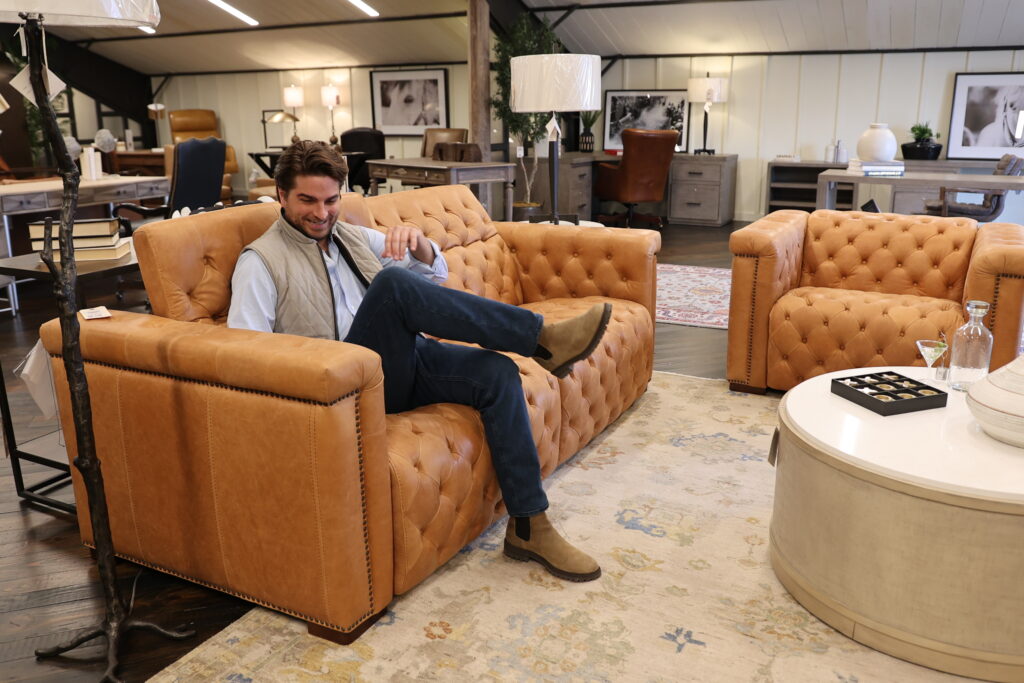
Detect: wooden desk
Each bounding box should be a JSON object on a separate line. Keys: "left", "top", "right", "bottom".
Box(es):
{"left": 367, "top": 157, "right": 516, "bottom": 221}
{"left": 816, "top": 169, "right": 1024, "bottom": 211}
{"left": 111, "top": 150, "right": 166, "bottom": 176}
{"left": 0, "top": 175, "right": 169, "bottom": 257}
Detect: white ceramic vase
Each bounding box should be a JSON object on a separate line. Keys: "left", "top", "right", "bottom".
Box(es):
{"left": 966, "top": 354, "right": 1024, "bottom": 448}
{"left": 856, "top": 123, "right": 897, "bottom": 162}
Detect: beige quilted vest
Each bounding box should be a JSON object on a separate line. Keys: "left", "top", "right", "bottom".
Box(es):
{"left": 243, "top": 215, "right": 383, "bottom": 339}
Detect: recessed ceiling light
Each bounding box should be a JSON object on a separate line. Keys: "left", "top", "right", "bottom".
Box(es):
{"left": 347, "top": 0, "right": 379, "bottom": 18}
{"left": 138, "top": 26, "right": 156, "bottom": 34}
{"left": 207, "top": 0, "right": 259, "bottom": 26}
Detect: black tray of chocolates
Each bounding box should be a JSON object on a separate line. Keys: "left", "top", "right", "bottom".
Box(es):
{"left": 830, "top": 371, "right": 947, "bottom": 416}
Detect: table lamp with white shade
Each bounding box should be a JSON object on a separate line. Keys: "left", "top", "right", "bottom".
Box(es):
{"left": 511, "top": 53, "right": 601, "bottom": 224}
{"left": 0, "top": 2, "right": 195, "bottom": 678}
{"left": 687, "top": 73, "right": 729, "bottom": 155}
{"left": 322, "top": 84, "right": 341, "bottom": 147}
{"left": 282, "top": 84, "right": 305, "bottom": 144}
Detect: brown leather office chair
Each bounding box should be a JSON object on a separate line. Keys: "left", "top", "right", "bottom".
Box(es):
{"left": 594, "top": 128, "right": 678, "bottom": 228}
{"left": 924, "top": 153, "right": 1024, "bottom": 221}
{"left": 420, "top": 128, "right": 468, "bottom": 157}
{"left": 168, "top": 108, "right": 239, "bottom": 201}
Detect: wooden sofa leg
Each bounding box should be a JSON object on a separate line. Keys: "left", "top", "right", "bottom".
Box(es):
{"left": 307, "top": 608, "right": 388, "bottom": 644}
{"left": 729, "top": 381, "right": 767, "bottom": 395}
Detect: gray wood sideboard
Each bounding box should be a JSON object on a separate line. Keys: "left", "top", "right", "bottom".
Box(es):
{"left": 667, "top": 154, "right": 737, "bottom": 227}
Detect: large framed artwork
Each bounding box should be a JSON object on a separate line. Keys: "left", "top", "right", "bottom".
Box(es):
{"left": 603, "top": 89, "right": 688, "bottom": 152}
{"left": 370, "top": 68, "right": 449, "bottom": 136}
{"left": 947, "top": 71, "right": 1024, "bottom": 160}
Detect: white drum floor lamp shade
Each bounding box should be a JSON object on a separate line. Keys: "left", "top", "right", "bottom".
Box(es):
{"left": 0, "top": 0, "right": 160, "bottom": 25}
{"left": 510, "top": 53, "right": 601, "bottom": 224}
{"left": 687, "top": 74, "right": 729, "bottom": 155}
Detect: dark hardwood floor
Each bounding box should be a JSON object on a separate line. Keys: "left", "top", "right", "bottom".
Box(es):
{"left": 0, "top": 221, "right": 739, "bottom": 681}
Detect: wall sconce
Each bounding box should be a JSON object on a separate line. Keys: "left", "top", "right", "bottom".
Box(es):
{"left": 321, "top": 84, "right": 340, "bottom": 147}
{"left": 282, "top": 84, "right": 304, "bottom": 144}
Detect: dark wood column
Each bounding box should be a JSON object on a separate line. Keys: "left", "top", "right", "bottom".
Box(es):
{"left": 468, "top": 0, "right": 493, "bottom": 213}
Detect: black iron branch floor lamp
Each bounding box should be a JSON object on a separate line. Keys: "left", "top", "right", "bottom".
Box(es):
{"left": 510, "top": 53, "right": 601, "bottom": 225}
{"left": 0, "top": 3, "right": 193, "bottom": 680}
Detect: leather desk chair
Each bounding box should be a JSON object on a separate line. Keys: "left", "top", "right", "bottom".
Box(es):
{"left": 594, "top": 128, "right": 678, "bottom": 229}
{"left": 421, "top": 128, "right": 468, "bottom": 157}
{"left": 339, "top": 127, "right": 385, "bottom": 193}
{"left": 115, "top": 137, "right": 226, "bottom": 226}
{"left": 924, "top": 153, "right": 1024, "bottom": 221}
{"left": 168, "top": 108, "right": 239, "bottom": 201}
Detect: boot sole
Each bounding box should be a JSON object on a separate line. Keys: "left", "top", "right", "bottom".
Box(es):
{"left": 549, "top": 303, "right": 613, "bottom": 379}
{"left": 503, "top": 540, "right": 603, "bottom": 582}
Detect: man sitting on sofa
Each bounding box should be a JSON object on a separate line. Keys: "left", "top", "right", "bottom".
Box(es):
{"left": 228, "top": 140, "right": 609, "bottom": 582}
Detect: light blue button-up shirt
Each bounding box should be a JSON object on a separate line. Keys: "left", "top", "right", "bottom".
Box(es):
{"left": 227, "top": 224, "right": 448, "bottom": 339}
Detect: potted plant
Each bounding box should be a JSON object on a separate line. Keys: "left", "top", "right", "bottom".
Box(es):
{"left": 491, "top": 14, "right": 562, "bottom": 220}
{"left": 579, "top": 110, "right": 601, "bottom": 152}
{"left": 902, "top": 122, "right": 943, "bottom": 160}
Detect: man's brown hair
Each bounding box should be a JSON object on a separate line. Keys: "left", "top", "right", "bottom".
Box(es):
{"left": 274, "top": 140, "right": 348, "bottom": 192}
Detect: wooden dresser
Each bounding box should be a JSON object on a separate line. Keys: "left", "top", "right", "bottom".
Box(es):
{"left": 516, "top": 152, "right": 617, "bottom": 222}
{"left": 667, "top": 154, "right": 737, "bottom": 227}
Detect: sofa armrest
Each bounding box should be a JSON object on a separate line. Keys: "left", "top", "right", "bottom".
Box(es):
{"left": 41, "top": 312, "right": 393, "bottom": 635}
{"left": 726, "top": 210, "right": 809, "bottom": 391}
{"left": 964, "top": 222, "right": 1024, "bottom": 370}
{"left": 493, "top": 221, "right": 662, "bottom": 319}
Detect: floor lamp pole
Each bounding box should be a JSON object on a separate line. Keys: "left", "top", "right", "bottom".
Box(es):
{"left": 530, "top": 112, "right": 580, "bottom": 225}
{"left": 21, "top": 15, "right": 193, "bottom": 681}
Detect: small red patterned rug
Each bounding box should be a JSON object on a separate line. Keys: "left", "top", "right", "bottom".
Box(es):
{"left": 656, "top": 264, "right": 731, "bottom": 329}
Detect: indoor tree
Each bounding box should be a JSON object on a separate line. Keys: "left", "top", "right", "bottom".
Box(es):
{"left": 490, "top": 13, "right": 563, "bottom": 207}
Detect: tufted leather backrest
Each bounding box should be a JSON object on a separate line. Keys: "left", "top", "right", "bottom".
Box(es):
{"left": 800, "top": 210, "right": 978, "bottom": 302}
{"left": 340, "top": 185, "right": 524, "bottom": 305}
{"left": 134, "top": 202, "right": 281, "bottom": 323}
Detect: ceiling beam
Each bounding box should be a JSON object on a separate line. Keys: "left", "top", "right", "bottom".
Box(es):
{"left": 154, "top": 60, "right": 468, "bottom": 78}
{"left": 532, "top": 0, "right": 761, "bottom": 11}
{"left": 73, "top": 11, "right": 466, "bottom": 44}
{"left": 603, "top": 43, "right": 1024, "bottom": 59}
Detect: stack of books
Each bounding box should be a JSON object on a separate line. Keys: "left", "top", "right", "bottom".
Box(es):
{"left": 847, "top": 159, "right": 905, "bottom": 176}
{"left": 29, "top": 218, "right": 131, "bottom": 262}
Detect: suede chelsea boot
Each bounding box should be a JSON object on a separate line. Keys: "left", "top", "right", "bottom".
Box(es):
{"left": 533, "top": 302, "right": 612, "bottom": 378}
{"left": 504, "top": 512, "right": 602, "bottom": 582}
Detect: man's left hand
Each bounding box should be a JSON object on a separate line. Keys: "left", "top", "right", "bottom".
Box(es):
{"left": 383, "top": 224, "right": 434, "bottom": 265}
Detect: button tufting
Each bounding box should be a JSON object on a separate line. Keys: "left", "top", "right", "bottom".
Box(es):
{"left": 801, "top": 337, "right": 807, "bottom": 343}
{"left": 839, "top": 344, "right": 845, "bottom": 350}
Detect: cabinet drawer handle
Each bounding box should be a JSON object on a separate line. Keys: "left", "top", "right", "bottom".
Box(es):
{"left": 686, "top": 201, "right": 702, "bottom": 206}
{"left": 687, "top": 171, "right": 704, "bottom": 176}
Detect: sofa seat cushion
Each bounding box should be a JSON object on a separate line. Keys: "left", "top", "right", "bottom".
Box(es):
{"left": 520, "top": 296, "right": 654, "bottom": 462}
{"left": 767, "top": 286, "right": 965, "bottom": 389}
{"left": 385, "top": 359, "right": 559, "bottom": 594}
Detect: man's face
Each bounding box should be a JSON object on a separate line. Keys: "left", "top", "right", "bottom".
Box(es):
{"left": 278, "top": 174, "right": 342, "bottom": 246}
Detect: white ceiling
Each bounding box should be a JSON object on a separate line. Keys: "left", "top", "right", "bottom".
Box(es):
{"left": 48, "top": 0, "right": 1024, "bottom": 75}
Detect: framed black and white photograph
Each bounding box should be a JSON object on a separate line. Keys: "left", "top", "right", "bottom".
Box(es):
{"left": 370, "top": 68, "right": 449, "bottom": 136}
{"left": 947, "top": 71, "right": 1024, "bottom": 159}
{"left": 603, "top": 89, "right": 688, "bottom": 152}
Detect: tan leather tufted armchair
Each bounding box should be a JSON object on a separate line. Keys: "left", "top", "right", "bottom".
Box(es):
{"left": 40, "top": 184, "right": 660, "bottom": 644}
{"left": 728, "top": 209, "right": 1024, "bottom": 393}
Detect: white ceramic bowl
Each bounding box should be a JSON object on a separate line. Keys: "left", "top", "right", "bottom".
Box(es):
{"left": 967, "top": 356, "right": 1024, "bottom": 449}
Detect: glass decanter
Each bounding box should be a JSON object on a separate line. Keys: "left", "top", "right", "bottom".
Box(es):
{"left": 948, "top": 300, "right": 994, "bottom": 391}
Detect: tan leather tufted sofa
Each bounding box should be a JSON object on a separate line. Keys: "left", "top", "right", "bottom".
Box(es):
{"left": 728, "top": 209, "right": 1024, "bottom": 393}
{"left": 40, "top": 184, "right": 660, "bottom": 643}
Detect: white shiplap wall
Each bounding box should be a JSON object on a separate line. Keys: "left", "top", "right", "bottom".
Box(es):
{"left": 155, "top": 47, "right": 1024, "bottom": 221}
{"left": 151, "top": 63, "right": 469, "bottom": 196}
{"left": 600, "top": 47, "right": 1024, "bottom": 221}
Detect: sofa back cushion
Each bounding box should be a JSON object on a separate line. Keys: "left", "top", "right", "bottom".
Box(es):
{"left": 800, "top": 210, "right": 978, "bottom": 302}
{"left": 134, "top": 202, "right": 280, "bottom": 323}
{"left": 340, "top": 185, "right": 524, "bottom": 305}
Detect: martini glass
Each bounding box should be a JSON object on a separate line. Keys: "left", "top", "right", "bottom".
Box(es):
{"left": 916, "top": 339, "right": 948, "bottom": 380}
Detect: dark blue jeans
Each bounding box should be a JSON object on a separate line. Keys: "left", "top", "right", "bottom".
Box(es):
{"left": 344, "top": 268, "right": 549, "bottom": 517}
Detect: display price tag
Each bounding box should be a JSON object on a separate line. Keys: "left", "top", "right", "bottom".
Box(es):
{"left": 80, "top": 306, "right": 112, "bottom": 320}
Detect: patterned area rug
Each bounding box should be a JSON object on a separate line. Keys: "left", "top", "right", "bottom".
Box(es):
{"left": 656, "top": 264, "right": 731, "bottom": 329}
{"left": 154, "top": 373, "right": 963, "bottom": 682}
